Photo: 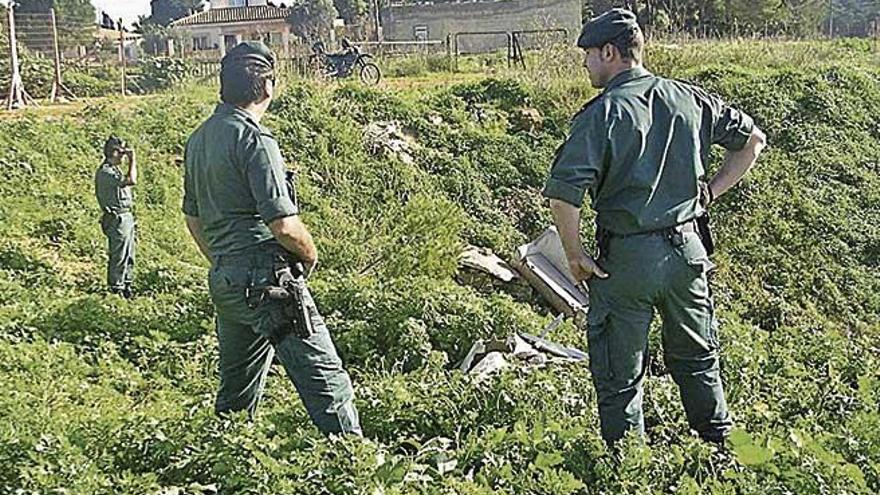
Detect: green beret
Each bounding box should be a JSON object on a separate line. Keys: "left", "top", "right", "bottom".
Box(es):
{"left": 577, "top": 8, "right": 640, "bottom": 49}
{"left": 221, "top": 41, "right": 275, "bottom": 71}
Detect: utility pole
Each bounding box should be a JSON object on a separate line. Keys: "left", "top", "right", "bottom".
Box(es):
{"left": 119, "top": 18, "right": 127, "bottom": 97}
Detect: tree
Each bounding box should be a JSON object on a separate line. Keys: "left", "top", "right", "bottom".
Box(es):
{"left": 782, "top": 0, "right": 829, "bottom": 36}
{"left": 830, "top": 0, "right": 880, "bottom": 36}
{"left": 100, "top": 11, "right": 115, "bottom": 30}
{"left": 134, "top": 15, "right": 170, "bottom": 55}
{"left": 148, "top": 0, "right": 205, "bottom": 27}
{"left": 334, "top": 0, "right": 368, "bottom": 24}
{"left": 639, "top": 1, "right": 729, "bottom": 34}
{"left": 288, "top": 0, "right": 338, "bottom": 44}
{"left": 725, "top": 0, "right": 789, "bottom": 34}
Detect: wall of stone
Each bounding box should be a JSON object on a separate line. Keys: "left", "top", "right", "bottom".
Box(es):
{"left": 381, "top": 0, "right": 582, "bottom": 53}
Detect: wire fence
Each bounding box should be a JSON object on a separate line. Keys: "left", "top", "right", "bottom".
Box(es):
{"left": 2, "top": 6, "right": 129, "bottom": 108}
{"left": 3, "top": 4, "right": 878, "bottom": 110}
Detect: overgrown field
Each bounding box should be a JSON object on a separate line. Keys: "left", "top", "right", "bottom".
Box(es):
{"left": 1, "top": 39, "right": 879, "bottom": 494}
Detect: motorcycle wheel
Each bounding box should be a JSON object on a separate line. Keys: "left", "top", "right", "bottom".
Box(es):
{"left": 359, "top": 63, "right": 381, "bottom": 85}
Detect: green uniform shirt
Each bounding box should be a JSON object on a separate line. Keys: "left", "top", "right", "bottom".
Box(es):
{"left": 543, "top": 67, "right": 754, "bottom": 235}
{"left": 182, "top": 103, "right": 298, "bottom": 257}
{"left": 95, "top": 162, "right": 133, "bottom": 215}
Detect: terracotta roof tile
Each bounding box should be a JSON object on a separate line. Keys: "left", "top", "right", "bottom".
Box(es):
{"left": 172, "top": 6, "right": 291, "bottom": 26}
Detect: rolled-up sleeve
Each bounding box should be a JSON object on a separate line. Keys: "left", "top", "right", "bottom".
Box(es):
{"left": 542, "top": 108, "right": 607, "bottom": 208}
{"left": 702, "top": 91, "right": 754, "bottom": 151}
{"left": 240, "top": 130, "right": 298, "bottom": 223}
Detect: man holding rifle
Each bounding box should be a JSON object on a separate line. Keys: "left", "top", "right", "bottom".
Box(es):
{"left": 544, "top": 9, "right": 766, "bottom": 444}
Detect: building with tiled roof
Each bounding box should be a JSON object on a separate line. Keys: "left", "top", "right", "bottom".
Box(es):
{"left": 171, "top": 1, "right": 294, "bottom": 57}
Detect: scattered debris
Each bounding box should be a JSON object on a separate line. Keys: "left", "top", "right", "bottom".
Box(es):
{"left": 469, "top": 351, "right": 509, "bottom": 380}
{"left": 519, "top": 332, "right": 587, "bottom": 361}
{"left": 510, "top": 226, "right": 588, "bottom": 319}
{"left": 456, "top": 245, "right": 531, "bottom": 298}
{"left": 456, "top": 229, "right": 593, "bottom": 383}
{"left": 459, "top": 333, "right": 585, "bottom": 381}
{"left": 364, "top": 121, "right": 416, "bottom": 165}
{"left": 459, "top": 246, "right": 519, "bottom": 282}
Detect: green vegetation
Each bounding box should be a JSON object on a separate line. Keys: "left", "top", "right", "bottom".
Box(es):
{"left": 1, "top": 40, "right": 879, "bottom": 493}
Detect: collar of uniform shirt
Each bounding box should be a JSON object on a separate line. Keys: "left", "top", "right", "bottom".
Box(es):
{"left": 215, "top": 103, "right": 267, "bottom": 132}
{"left": 603, "top": 66, "right": 653, "bottom": 93}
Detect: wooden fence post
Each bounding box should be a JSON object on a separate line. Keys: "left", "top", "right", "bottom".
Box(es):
{"left": 5, "top": 6, "right": 30, "bottom": 110}
{"left": 49, "top": 8, "right": 76, "bottom": 102}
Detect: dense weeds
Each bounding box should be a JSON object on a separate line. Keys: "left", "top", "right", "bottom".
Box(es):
{"left": 1, "top": 40, "right": 879, "bottom": 493}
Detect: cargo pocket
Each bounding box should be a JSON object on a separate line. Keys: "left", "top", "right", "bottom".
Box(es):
{"left": 586, "top": 305, "right": 613, "bottom": 384}
{"left": 675, "top": 242, "right": 720, "bottom": 352}
{"left": 208, "top": 265, "right": 252, "bottom": 309}
{"left": 676, "top": 232, "right": 716, "bottom": 275}
{"left": 210, "top": 265, "right": 252, "bottom": 290}
{"left": 707, "top": 301, "right": 720, "bottom": 350}
{"left": 301, "top": 286, "right": 327, "bottom": 330}
{"left": 686, "top": 257, "right": 717, "bottom": 276}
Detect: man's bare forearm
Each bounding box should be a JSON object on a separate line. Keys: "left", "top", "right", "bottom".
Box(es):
{"left": 550, "top": 199, "right": 587, "bottom": 261}
{"left": 127, "top": 157, "right": 137, "bottom": 186}
{"left": 122, "top": 151, "right": 138, "bottom": 186}
{"left": 709, "top": 127, "right": 766, "bottom": 200}
{"left": 185, "top": 215, "right": 212, "bottom": 262}
{"left": 269, "top": 215, "right": 318, "bottom": 270}
{"left": 549, "top": 198, "right": 608, "bottom": 281}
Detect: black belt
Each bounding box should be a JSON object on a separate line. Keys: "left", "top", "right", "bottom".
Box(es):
{"left": 602, "top": 220, "right": 697, "bottom": 240}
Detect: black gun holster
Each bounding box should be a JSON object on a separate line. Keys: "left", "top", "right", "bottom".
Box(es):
{"left": 270, "top": 258, "right": 313, "bottom": 341}
{"left": 695, "top": 213, "right": 715, "bottom": 257}
{"left": 246, "top": 256, "right": 313, "bottom": 343}
{"left": 595, "top": 227, "right": 611, "bottom": 260}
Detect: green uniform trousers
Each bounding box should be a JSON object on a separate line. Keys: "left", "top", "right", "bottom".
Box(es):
{"left": 100, "top": 212, "right": 136, "bottom": 292}
{"left": 208, "top": 252, "right": 361, "bottom": 435}
{"left": 586, "top": 227, "right": 732, "bottom": 443}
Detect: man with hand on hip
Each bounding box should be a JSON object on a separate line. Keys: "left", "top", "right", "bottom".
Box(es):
{"left": 544, "top": 9, "right": 766, "bottom": 444}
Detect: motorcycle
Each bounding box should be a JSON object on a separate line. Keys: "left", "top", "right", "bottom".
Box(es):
{"left": 310, "top": 40, "right": 381, "bottom": 85}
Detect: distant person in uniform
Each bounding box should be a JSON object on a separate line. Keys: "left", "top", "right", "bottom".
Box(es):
{"left": 95, "top": 136, "right": 137, "bottom": 299}
{"left": 182, "top": 41, "right": 361, "bottom": 435}
{"left": 543, "top": 9, "right": 766, "bottom": 444}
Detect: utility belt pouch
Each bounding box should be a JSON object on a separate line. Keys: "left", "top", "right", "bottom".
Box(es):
{"left": 696, "top": 213, "right": 715, "bottom": 256}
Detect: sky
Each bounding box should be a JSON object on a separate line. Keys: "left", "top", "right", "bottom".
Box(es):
{"left": 92, "top": 0, "right": 154, "bottom": 28}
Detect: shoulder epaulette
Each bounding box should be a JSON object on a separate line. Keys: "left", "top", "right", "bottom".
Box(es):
{"left": 570, "top": 91, "right": 605, "bottom": 124}
{"left": 576, "top": 93, "right": 603, "bottom": 116}
{"left": 571, "top": 93, "right": 605, "bottom": 124}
